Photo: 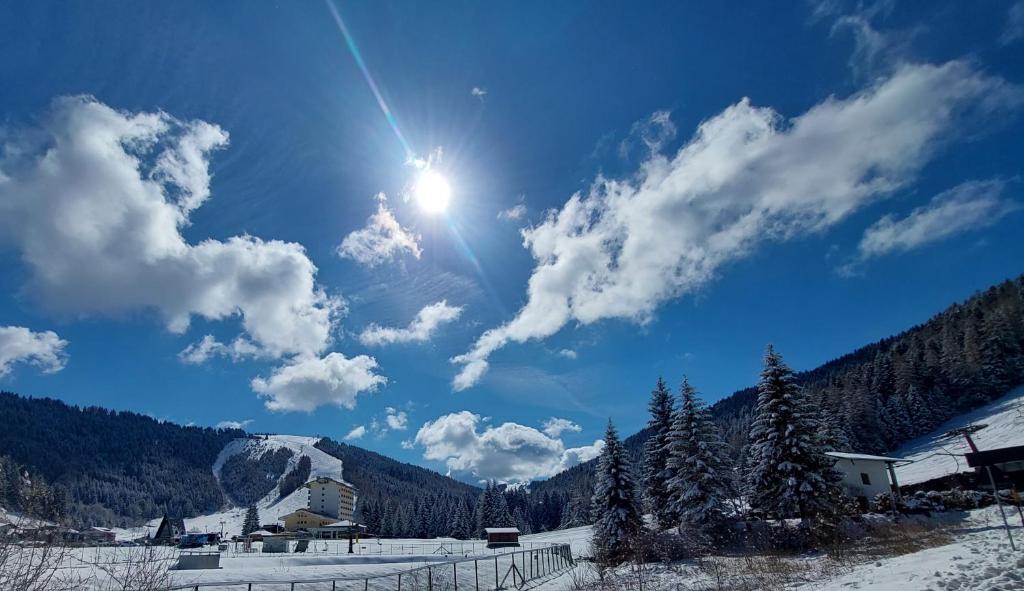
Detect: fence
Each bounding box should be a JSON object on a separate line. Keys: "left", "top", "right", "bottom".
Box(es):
{"left": 168, "top": 543, "right": 575, "bottom": 590}
{"left": 222, "top": 540, "right": 556, "bottom": 559}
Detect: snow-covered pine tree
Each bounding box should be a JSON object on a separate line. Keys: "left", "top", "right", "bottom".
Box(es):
{"left": 642, "top": 377, "right": 677, "bottom": 529}
{"left": 560, "top": 487, "right": 592, "bottom": 528}
{"left": 745, "top": 345, "right": 841, "bottom": 522}
{"left": 665, "top": 376, "right": 732, "bottom": 532}
{"left": 241, "top": 504, "right": 260, "bottom": 536}
{"left": 591, "top": 419, "right": 642, "bottom": 566}
{"left": 513, "top": 507, "right": 532, "bottom": 535}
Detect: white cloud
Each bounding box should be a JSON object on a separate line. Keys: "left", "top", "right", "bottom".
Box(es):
{"left": 337, "top": 195, "right": 422, "bottom": 267}
{"left": 541, "top": 417, "right": 582, "bottom": 438}
{"left": 851, "top": 179, "right": 1018, "bottom": 264}
{"left": 0, "top": 96, "right": 340, "bottom": 362}
{"left": 557, "top": 348, "right": 577, "bottom": 360}
{"left": 345, "top": 425, "right": 367, "bottom": 441}
{"left": 0, "top": 326, "right": 68, "bottom": 377}
{"left": 413, "top": 411, "right": 603, "bottom": 483}
{"left": 1001, "top": 1, "right": 1024, "bottom": 45}
{"left": 358, "top": 300, "right": 462, "bottom": 346}
{"left": 471, "top": 87, "right": 488, "bottom": 100}
{"left": 451, "top": 61, "right": 1022, "bottom": 390}
{"left": 216, "top": 419, "right": 253, "bottom": 430}
{"left": 498, "top": 204, "right": 527, "bottom": 222}
{"left": 385, "top": 406, "right": 409, "bottom": 431}
{"left": 251, "top": 352, "right": 387, "bottom": 413}
{"left": 179, "top": 335, "right": 272, "bottom": 364}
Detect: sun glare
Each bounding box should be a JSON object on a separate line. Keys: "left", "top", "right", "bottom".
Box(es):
{"left": 414, "top": 170, "right": 452, "bottom": 214}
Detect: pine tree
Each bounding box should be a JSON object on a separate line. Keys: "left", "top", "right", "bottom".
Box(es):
{"left": 591, "top": 420, "right": 642, "bottom": 566}
{"left": 745, "top": 345, "right": 841, "bottom": 522}
{"left": 242, "top": 504, "right": 260, "bottom": 535}
{"left": 642, "top": 377, "right": 677, "bottom": 529}
{"left": 560, "top": 487, "right": 592, "bottom": 528}
{"left": 665, "top": 377, "right": 732, "bottom": 531}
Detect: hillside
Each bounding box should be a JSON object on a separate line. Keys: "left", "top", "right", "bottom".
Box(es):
{"left": 531, "top": 275, "right": 1024, "bottom": 509}
{"left": 0, "top": 392, "right": 241, "bottom": 527}
{"left": 0, "top": 394, "right": 479, "bottom": 532}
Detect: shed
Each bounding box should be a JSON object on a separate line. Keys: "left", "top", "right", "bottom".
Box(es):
{"left": 826, "top": 452, "right": 909, "bottom": 504}
{"left": 484, "top": 527, "right": 520, "bottom": 548}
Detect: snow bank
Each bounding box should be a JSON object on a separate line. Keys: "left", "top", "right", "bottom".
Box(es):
{"left": 893, "top": 385, "right": 1024, "bottom": 486}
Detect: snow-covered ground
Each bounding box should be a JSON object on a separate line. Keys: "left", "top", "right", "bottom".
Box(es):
{"left": 893, "top": 385, "right": 1024, "bottom": 486}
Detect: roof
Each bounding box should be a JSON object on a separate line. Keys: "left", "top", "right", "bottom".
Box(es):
{"left": 965, "top": 444, "right": 1024, "bottom": 467}
{"left": 324, "top": 520, "right": 361, "bottom": 527}
{"left": 280, "top": 508, "right": 335, "bottom": 520}
{"left": 826, "top": 451, "right": 910, "bottom": 463}
{"left": 484, "top": 528, "right": 520, "bottom": 534}
{"left": 304, "top": 476, "right": 356, "bottom": 490}
{"left": 247, "top": 529, "right": 277, "bottom": 537}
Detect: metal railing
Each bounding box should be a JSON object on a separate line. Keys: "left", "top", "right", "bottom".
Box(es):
{"left": 168, "top": 542, "right": 575, "bottom": 590}
{"left": 221, "top": 540, "right": 554, "bottom": 558}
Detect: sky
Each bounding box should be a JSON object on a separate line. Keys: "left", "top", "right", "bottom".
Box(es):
{"left": 0, "top": 0, "right": 1022, "bottom": 485}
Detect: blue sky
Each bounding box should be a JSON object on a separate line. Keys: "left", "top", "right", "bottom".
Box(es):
{"left": 0, "top": 0, "right": 1022, "bottom": 484}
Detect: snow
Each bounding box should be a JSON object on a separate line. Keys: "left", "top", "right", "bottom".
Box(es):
{"left": 826, "top": 452, "right": 908, "bottom": 463}
{"left": 893, "top": 385, "right": 1024, "bottom": 486}
{"left": 794, "top": 506, "right": 1024, "bottom": 591}
{"left": 150, "top": 434, "right": 350, "bottom": 540}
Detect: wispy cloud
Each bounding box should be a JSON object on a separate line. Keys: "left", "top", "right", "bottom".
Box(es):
{"left": 345, "top": 425, "right": 367, "bottom": 441}
{"left": 451, "top": 61, "right": 1022, "bottom": 390}
{"left": 337, "top": 194, "right": 422, "bottom": 267}
{"left": 216, "top": 419, "right": 253, "bottom": 430}
{"left": 557, "top": 348, "right": 577, "bottom": 360}
{"left": 498, "top": 203, "right": 527, "bottom": 222}
{"left": 1001, "top": 1, "right": 1024, "bottom": 45}
{"left": 471, "top": 87, "right": 487, "bottom": 100}
{"left": 541, "top": 417, "right": 582, "bottom": 438}
{"left": 0, "top": 326, "right": 68, "bottom": 378}
{"left": 359, "top": 300, "right": 463, "bottom": 346}
{"left": 839, "top": 179, "right": 1019, "bottom": 275}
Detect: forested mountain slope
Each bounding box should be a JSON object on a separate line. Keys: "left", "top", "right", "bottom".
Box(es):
{"left": 0, "top": 392, "right": 241, "bottom": 527}
{"left": 531, "top": 275, "right": 1024, "bottom": 512}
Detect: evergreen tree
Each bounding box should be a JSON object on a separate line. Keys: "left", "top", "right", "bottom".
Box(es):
{"left": 745, "top": 345, "right": 841, "bottom": 522}
{"left": 242, "top": 504, "right": 260, "bottom": 535}
{"left": 591, "top": 420, "right": 642, "bottom": 566}
{"left": 560, "top": 487, "right": 592, "bottom": 528}
{"left": 665, "top": 377, "right": 731, "bottom": 531}
{"left": 642, "top": 377, "right": 676, "bottom": 529}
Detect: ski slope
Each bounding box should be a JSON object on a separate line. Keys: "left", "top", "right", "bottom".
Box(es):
{"left": 893, "top": 385, "right": 1024, "bottom": 486}
{"left": 140, "top": 435, "right": 349, "bottom": 539}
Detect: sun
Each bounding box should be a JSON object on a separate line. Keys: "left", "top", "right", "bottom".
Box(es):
{"left": 413, "top": 170, "right": 452, "bottom": 214}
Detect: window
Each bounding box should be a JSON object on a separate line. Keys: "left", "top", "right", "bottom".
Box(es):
{"left": 860, "top": 473, "right": 871, "bottom": 486}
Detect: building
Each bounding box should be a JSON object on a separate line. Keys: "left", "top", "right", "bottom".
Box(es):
{"left": 280, "top": 508, "right": 338, "bottom": 532}
{"left": 485, "top": 527, "right": 520, "bottom": 548}
{"left": 152, "top": 515, "right": 186, "bottom": 544}
{"left": 826, "top": 452, "right": 907, "bottom": 505}
{"left": 306, "top": 477, "right": 356, "bottom": 521}
{"left": 81, "top": 526, "right": 116, "bottom": 544}
{"left": 308, "top": 519, "right": 366, "bottom": 540}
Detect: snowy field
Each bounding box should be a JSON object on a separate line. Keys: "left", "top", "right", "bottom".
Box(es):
{"left": 893, "top": 385, "right": 1024, "bottom": 486}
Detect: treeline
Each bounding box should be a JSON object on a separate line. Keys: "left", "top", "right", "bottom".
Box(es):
{"left": 0, "top": 392, "right": 242, "bottom": 527}
{"left": 590, "top": 347, "right": 845, "bottom": 566}
{"left": 529, "top": 275, "right": 1024, "bottom": 526}
{"left": 712, "top": 277, "right": 1024, "bottom": 455}
{"left": 0, "top": 454, "right": 67, "bottom": 522}
{"left": 219, "top": 446, "right": 294, "bottom": 506}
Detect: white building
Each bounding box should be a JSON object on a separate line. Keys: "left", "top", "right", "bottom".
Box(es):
{"left": 281, "top": 477, "right": 358, "bottom": 532}
{"left": 826, "top": 452, "right": 908, "bottom": 503}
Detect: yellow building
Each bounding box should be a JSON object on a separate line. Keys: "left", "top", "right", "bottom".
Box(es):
{"left": 280, "top": 508, "right": 337, "bottom": 532}
{"left": 280, "top": 477, "right": 357, "bottom": 532}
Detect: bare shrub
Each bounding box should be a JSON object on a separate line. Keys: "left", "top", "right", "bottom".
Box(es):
{"left": 0, "top": 517, "right": 84, "bottom": 591}
{"left": 82, "top": 546, "right": 174, "bottom": 591}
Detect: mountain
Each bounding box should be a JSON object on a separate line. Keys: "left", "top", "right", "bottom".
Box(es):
{"left": 0, "top": 393, "right": 478, "bottom": 531}
{"left": 0, "top": 392, "right": 241, "bottom": 527}
{"left": 530, "top": 275, "right": 1024, "bottom": 512}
